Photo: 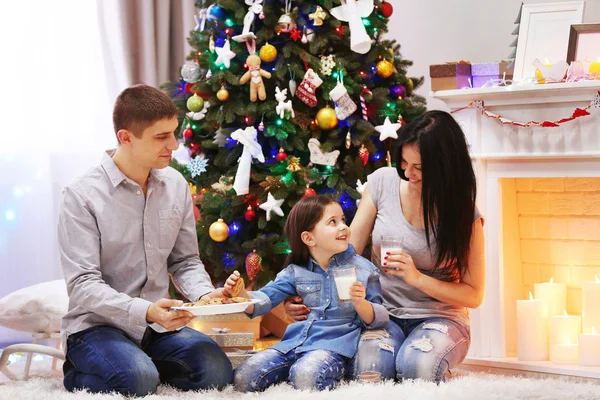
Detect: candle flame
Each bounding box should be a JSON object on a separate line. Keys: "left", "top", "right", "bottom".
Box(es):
{"left": 564, "top": 310, "right": 568, "bottom": 316}
{"left": 593, "top": 327, "right": 597, "bottom": 335}
{"left": 549, "top": 277, "right": 554, "bottom": 284}
{"left": 529, "top": 291, "right": 534, "bottom": 301}
{"left": 595, "top": 275, "right": 599, "bottom": 283}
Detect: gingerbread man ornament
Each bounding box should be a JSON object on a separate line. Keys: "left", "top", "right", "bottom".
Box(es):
{"left": 239, "top": 54, "right": 271, "bottom": 102}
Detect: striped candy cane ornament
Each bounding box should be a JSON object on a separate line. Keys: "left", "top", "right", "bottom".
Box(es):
{"left": 360, "top": 86, "right": 372, "bottom": 121}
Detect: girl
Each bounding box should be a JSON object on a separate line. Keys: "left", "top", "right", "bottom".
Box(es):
{"left": 227, "top": 195, "right": 388, "bottom": 391}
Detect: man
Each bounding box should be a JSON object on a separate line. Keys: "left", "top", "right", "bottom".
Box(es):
{"left": 57, "top": 84, "right": 232, "bottom": 396}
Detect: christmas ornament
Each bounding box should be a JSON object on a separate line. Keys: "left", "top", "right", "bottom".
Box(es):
{"left": 245, "top": 250, "right": 263, "bottom": 280}
{"left": 315, "top": 106, "right": 338, "bottom": 130}
{"left": 211, "top": 176, "right": 234, "bottom": 194}
{"left": 290, "top": 28, "right": 302, "bottom": 41}
{"left": 187, "top": 155, "right": 209, "bottom": 177}
{"left": 359, "top": 86, "right": 372, "bottom": 121}
{"left": 378, "top": 1, "right": 393, "bottom": 18}
{"left": 345, "top": 131, "right": 351, "bottom": 149}
{"left": 309, "top": 6, "right": 327, "bottom": 26}
{"left": 358, "top": 144, "right": 369, "bottom": 166}
{"left": 303, "top": 185, "right": 317, "bottom": 197}
{"left": 216, "top": 85, "right": 229, "bottom": 101}
{"left": 194, "top": 4, "right": 217, "bottom": 32}
{"left": 244, "top": 206, "right": 257, "bottom": 221}
{"left": 186, "top": 100, "right": 210, "bottom": 120}
{"left": 239, "top": 54, "right": 271, "bottom": 102}
{"left": 375, "top": 117, "right": 401, "bottom": 141}
{"left": 187, "top": 94, "right": 205, "bottom": 112}
{"left": 329, "top": 81, "right": 357, "bottom": 120}
{"left": 172, "top": 142, "right": 191, "bottom": 165}
{"left": 301, "top": 31, "right": 308, "bottom": 44}
{"left": 275, "top": 87, "right": 294, "bottom": 119}
{"left": 259, "top": 193, "right": 285, "bottom": 221}
{"left": 260, "top": 176, "right": 283, "bottom": 191}
{"left": 296, "top": 69, "right": 323, "bottom": 107}
{"left": 181, "top": 61, "right": 201, "bottom": 83}
{"left": 320, "top": 55, "right": 336, "bottom": 76}
{"left": 275, "top": 148, "right": 288, "bottom": 162}
{"left": 308, "top": 138, "right": 340, "bottom": 166}
{"left": 259, "top": 43, "right": 277, "bottom": 62}
{"left": 231, "top": 126, "right": 265, "bottom": 195}
{"left": 287, "top": 156, "right": 302, "bottom": 172}
{"left": 212, "top": 128, "right": 229, "bottom": 147}
{"left": 209, "top": 34, "right": 215, "bottom": 53}
{"left": 356, "top": 179, "right": 366, "bottom": 206}
{"left": 330, "top": 0, "right": 374, "bottom": 54}
{"left": 215, "top": 39, "right": 236, "bottom": 69}
{"left": 287, "top": 65, "right": 297, "bottom": 97}
{"left": 276, "top": 1, "right": 295, "bottom": 33}
{"left": 390, "top": 84, "right": 407, "bottom": 98}
{"left": 376, "top": 60, "right": 394, "bottom": 78}
{"left": 183, "top": 126, "right": 193, "bottom": 140}
{"left": 406, "top": 78, "right": 414, "bottom": 93}
{"left": 232, "top": 0, "right": 262, "bottom": 51}
{"left": 258, "top": 115, "right": 265, "bottom": 131}
{"left": 209, "top": 219, "right": 229, "bottom": 242}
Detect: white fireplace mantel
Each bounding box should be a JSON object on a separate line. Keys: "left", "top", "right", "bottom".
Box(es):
{"left": 432, "top": 81, "right": 600, "bottom": 380}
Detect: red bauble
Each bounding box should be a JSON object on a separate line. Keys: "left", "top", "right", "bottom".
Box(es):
{"left": 183, "top": 127, "right": 193, "bottom": 140}
{"left": 275, "top": 148, "right": 288, "bottom": 162}
{"left": 303, "top": 186, "right": 317, "bottom": 197}
{"left": 245, "top": 251, "right": 263, "bottom": 281}
{"left": 378, "top": 1, "right": 393, "bottom": 18}
{"left": 358, "top": 145, "right": 369, "bottom": 166}
{"left": 244, "top": 206, "right": 256, "bottom": 221}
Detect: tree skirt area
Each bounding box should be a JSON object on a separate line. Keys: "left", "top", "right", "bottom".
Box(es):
{"left": 1, "top": 355, "right": 599, "bottom": 400}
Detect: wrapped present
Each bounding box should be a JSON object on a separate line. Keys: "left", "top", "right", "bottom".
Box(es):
{"left": 429, "top": 62, "right": 472, "bottom": 91}
{"left": 226, "top": 350, "right": 256, "bottom": 369}
{"left": 471, "top": 61, "right": 514, "bottom": 88}
{"left": 207, "top": 331, "right": 255, "bottom": 351}
{"left": 188, "top": 314, "right": 262, "bottom": 340}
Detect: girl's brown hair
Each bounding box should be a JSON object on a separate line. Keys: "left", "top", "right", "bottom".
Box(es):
{"left": 283, "top": 195, "right": 337, "bottom": 267}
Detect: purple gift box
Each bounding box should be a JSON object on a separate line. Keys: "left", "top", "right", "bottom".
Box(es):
{"left": 471, "top": 61, "right": 514, "bottom": 88}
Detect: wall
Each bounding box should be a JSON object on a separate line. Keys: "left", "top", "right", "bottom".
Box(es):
{"left": 386, "top": 0, "right": 600, "bottom": 111}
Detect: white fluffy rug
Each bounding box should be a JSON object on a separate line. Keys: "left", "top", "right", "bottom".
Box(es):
{"left": 1, "top": 356, "right": 599, "bottom": 399}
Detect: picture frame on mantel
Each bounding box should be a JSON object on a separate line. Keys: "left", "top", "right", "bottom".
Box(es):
{"left": 513, "top": 1, "right": 585, "bottom": 81}
{"left": 566, "top": 23, "right": 600, "bottom": 63}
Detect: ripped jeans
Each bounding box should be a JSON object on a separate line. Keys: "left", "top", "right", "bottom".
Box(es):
{"left": 234, "top": 348, "right": 347, "bottom": 392}
{"left": 348, "top": 316, "right": 470, "bottom": 383}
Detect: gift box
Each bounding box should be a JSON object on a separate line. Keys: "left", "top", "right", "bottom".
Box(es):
{"left": 471, "top": 61, "right": 514, "bottom": 88}
{"left": 429, "top": 62, "right": 472, "bottom": 91}
{"left": 188, "top": 314, "right": 262, "bottom": 340}
{"left": 206, "top": 332, "right": 255, "bottom": 351}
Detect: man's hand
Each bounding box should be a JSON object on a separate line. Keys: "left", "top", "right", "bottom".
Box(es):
{"left": 146, "top": 298, "right": 195, "bottom": 331}
{"left": 283, "top": 296, "right": 310, "bottom": 322}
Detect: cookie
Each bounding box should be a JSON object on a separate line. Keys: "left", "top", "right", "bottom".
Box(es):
{"left": 230, "top": 277, "right": 245, "bottom": 297}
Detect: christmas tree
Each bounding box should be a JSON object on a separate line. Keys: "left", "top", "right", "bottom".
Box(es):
{"left": 163, "top": 0, "right": 426, "bottom": 287}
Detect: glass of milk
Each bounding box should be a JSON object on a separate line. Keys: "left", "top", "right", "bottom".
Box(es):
{"left": 380, "top": 235, "right": 404, "bottom": 268}
{"left": 333, "top": 266, "right": 356, "bottom": 301}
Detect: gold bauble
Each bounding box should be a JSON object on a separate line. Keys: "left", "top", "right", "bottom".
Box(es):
{"left": 209, "top": 218, "right": 229, "bottom": 242}
{"left": 315, "top": 107, "right": 338, "bottom": 130}
{"left": 216, "top": 86, "right": 229, "bottom": 101}
{"left": 376, "top": 60, "right": 394, "bottom": 78}
{"left": 259, "top": 43, "right": 278, "bottom": 63}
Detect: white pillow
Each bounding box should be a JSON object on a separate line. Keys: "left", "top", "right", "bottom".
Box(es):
{"left": 0, "top": 280, "right": 68, "bottom": 333}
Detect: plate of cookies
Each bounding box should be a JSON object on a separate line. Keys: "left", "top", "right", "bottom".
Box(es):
{"left": 172, "top": 297, "right": 260, "bottom": 316}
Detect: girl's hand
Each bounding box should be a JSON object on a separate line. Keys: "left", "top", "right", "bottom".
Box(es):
{"left": 382, "top": 250, "right": 422, "bottom": 287}
{"left": 223, "top": 270, "right": 242, "bottom": 297}
{"left": 349, "top": 281, "right": 366, "bottom": 304}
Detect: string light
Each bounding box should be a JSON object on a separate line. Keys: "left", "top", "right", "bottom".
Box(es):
{"left": 229, "top": 222, "right": 241, "bottom": 235}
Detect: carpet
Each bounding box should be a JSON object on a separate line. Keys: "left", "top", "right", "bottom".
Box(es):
{"left": 1, "top": 355, "right": 599, "bottom": 399}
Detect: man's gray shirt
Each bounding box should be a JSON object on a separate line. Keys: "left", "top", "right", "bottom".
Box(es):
{"left": 58, "top": 151, "right": 214, "bottom": 349}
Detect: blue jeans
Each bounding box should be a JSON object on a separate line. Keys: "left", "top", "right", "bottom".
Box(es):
{"left": 63, "top": 325, "right": 233, "bottom": 396}
{"left": 348, "top": 316, "right": 470, "bottom": 383}
{"left": 234, "top": 348, "right": 347, "bottom": 392}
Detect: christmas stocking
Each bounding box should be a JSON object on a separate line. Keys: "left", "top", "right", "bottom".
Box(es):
{"left": 296, "top": 68, "right": 323, "bottom": 107}
{"left": 330, "top": 81, "right": 357, "bottom": 120}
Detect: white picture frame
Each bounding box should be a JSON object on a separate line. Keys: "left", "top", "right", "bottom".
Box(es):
{"left": 513, "top": 1, "right": 585, "bottom": 80}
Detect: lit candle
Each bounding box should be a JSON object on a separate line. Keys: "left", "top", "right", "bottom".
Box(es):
{"left": 589, "top": 58, "right": 600, "bottom": 80}
{"left": 579, "top": 327, "right": 600, "bottom": 366}
{"left": 517, "top": 292, "right": 548, "bottom": 361}
{"left": 550, "top": 340, "right": 578, "bottom": 364}
{"left": 549, "top": 310, "right": 581, "bottom": 345}
{"left": 582, "top": 275, "right": 600, "bottom": 334}
{"left": 534, "top": 278, "right": 567, "bottom": 318}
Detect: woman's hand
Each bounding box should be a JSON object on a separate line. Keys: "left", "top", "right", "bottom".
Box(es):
{"left": 382, "top": 249, "right": 422, "bottom": 287}
{"left": 283, "top": 296, "right": 310, "bottom": 321}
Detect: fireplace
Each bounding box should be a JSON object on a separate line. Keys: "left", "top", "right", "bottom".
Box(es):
{"left": 433, "top": 81, "right": 600, "bottom": 379}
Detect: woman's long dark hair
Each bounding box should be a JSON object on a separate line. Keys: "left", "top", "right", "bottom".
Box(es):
{"left": 284, "top": 195, "right": 337, "bottom": 267}
{"left": 393, "top": 110, "right": 476, "bottom": 280}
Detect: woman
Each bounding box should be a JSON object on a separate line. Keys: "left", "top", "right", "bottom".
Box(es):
{"left": 285, "top": 110, "right": 485, "bottom": 383}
